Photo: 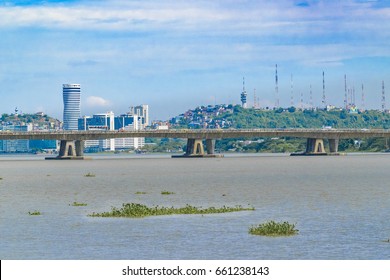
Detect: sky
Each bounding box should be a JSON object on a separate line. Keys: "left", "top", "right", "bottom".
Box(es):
{"left": 0, "top": 0, "right": 390, "bottom": 121}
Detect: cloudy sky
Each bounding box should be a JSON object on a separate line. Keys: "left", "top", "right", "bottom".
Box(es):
{"left": 0, "top": 0, "right": 389, "bottom": 120}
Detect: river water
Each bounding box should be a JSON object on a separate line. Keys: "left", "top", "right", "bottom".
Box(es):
{"left": 0, "top": 153, "right": 390, "bottom": 259}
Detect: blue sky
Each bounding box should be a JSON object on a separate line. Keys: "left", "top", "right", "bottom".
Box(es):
{"left": 0, "top": 0, "right": 389, "bottom": 121}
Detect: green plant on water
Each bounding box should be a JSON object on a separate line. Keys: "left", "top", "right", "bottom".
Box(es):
{"left": 84, "top": 172, "right": 96, "bottom": 177}
{"left": 70, "top": 202, "right": 88, "bottom": 207}
{"left": 28, "top": 211, "right": 41, "bottom": 216}
{"left": 89, "top": 203, "right": 255, "bottom": 218}
{"left": 249, "top": 221, "right": 298, "bottom": 237}
{"left": 135, "top": 191, "right": 147, "bottom": 194}
{"left": 161, "top": 191, "right": 175, "bottom": 195}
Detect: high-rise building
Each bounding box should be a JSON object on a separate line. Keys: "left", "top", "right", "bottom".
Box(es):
{"left": 63, "top": 84, "right": 81, "bottom": 130}
{"left": 130, "top": 105, "right": 149, "bottom": 126}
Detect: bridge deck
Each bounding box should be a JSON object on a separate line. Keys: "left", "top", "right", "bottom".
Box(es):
{"left": 1, "top": 128, "right": 390, "bottom": 140}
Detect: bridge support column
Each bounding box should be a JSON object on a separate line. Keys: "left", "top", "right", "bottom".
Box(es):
{"left": 46, "top": 140, "right": 87, "bottom": 160}
{"left": 187, "top": 138, "right": 205, "bottom": 156}
{"left": 206, "top": 139, "right": 215, "bottom": 155}
{"left": 328, "top": 138, "right": 339, "bottom": 154}
{"left": 305, "top": 138, "right": 326, "bottom": 155}
{"left": 172, "top": 138, "right": 223, "bottom": 158}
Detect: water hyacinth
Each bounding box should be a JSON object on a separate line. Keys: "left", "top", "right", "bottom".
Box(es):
{"left": 89, "top": 203, "right": 255, "bottom": 218}
{"left": 161, "top": 191, "right": 175, "bottom": 195}
{"left": 249, "top": 221, "right": 298, "bottom": 237}
{"left": 70, "top": 202, "right": 88, "bottom": 206}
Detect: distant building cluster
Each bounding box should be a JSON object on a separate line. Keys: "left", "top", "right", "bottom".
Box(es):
{"left": 170, "top": 104, "right": 234, "bottom": 129}
{"left": 61, "top": 83, "right": 149, "bottom": 152}
{"left": 0, "top": 83, "right": 149, "bottom": 153}
{"left": 79, "top": 105, "right": 149, "bottom": 152}
{"left": 0, "top": 112, "right": 59, "bottom": 153}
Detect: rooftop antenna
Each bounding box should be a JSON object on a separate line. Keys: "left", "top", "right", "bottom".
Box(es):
{"left": 240, "top": 77, "right": 247, "bottom": 108}
{"left": 300, "top": 92, "right": 304, "bottom": 110}
{"left": 275, "top": 64, "right": 279, "bottom": 108}
{"left": 322, "top": 71, "right": 326, "bottom": 109}
{"left": 290, "top": 74, "right": 294, "bottom": 107}
{"left": 352, "top": 86, "right": 356, "bottom": 106}
{"left": 344, "top": 74, "right": 348, "bottom": 109}
{"left": 382, "top": 80, "right": 386, "bottom": 112}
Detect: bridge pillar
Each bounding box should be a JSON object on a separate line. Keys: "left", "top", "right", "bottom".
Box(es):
{"left": 172, "top": 138, "right": 223, "bottom": 158}
{"left": 186, "top": 138, "right": 205, "bottom": 156}
{"left": 46, "top": 140, "right": 86, "bottom": 160}
{"left": 206, "top": 139, "right": 215, "bottom": 154}
{"left": 305, "top": 138, "right": 327, "bottom": 155}
{"left": 328, "top": 138, "right": 339, "bottom": 154}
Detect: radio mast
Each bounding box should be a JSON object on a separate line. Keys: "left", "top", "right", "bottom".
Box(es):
{"left": 322, "top": 71, "right": 326, "bottom": 109}
{"left": 382, "top": 80, "right": 386, "bottom": 112}
{"left": 275, "top": 64, "right": 279, "bottom": 108}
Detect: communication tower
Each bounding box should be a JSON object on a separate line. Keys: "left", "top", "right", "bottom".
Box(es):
{"left": 322, "top": 71, "right": 326, "bottom": 108}
{"left": 253, "top": 88, "right": 257, "bottom": 109}
{"left": 361, "top": 84, "right": 365, "bottom": 111}
{"left": 275, "top": 64, "right": 279, "bottom": 108}
{"left": 344, "top": 74, "right": 348, "bottom": 109}
{"left": 240, "top": 77, "right": 247, "bottom": 108}
{"left": 290, "top": 74, "right": 294, "bottom": 107}
{"left": 382, "top": 80, "right": 386, "bottom": 112}
{"left": 309, "top": 85, "right": 313, "bottom": 109}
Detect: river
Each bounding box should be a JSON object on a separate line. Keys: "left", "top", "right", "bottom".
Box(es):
{"left": 0, "top": 153, "right": 389, "bottom": 259}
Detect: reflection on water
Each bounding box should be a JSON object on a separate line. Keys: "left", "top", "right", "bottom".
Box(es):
{"left": 0, "top": 153, "right": 390, "bottom": 259}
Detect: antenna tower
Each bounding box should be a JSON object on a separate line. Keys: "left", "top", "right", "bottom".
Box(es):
{"left": 275, "top": 64, "right": 279, "bottom": 108}
{"left": 309, "top": 84, "right": 313, "bottom": 109}
{"left": 300, "top": 92, "right": 304, "bottom": 110}
{"left": 322, "top": 71, "right": 326, "bottom": 108}
{"left": 240, "top": 77, "right": 247, "bottom": 108}
{"left": 253, "top": 88, "right": 257, "bottom": 109}
{"left": 382, "top": 80, "right": 386, "bottom": 112}
{"left": 290, "top": 74, "right": 294, "bottom": 107}
{"left": 344, "top": 74, "right": 348, "bottom": 109}
{"left": 361, "top": 84, "right": 365, "bottom": 111}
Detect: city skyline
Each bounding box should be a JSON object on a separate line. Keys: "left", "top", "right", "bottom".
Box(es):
{"left": 1, "top": 0, "right": 390, "bottom": 121}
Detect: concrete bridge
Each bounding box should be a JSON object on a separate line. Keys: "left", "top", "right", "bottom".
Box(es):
{"left": 1, "top": 128, "right": 390, "bottom": 159}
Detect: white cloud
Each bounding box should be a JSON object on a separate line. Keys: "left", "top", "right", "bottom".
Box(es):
{"left": 86, "top": 96, "right": 112, "bottom": 107}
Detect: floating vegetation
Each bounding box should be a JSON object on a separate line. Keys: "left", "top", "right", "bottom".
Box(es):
{"left": 28, "top": 211, "right": 41, "bottom": 216}
{"left": 70, "top": 202, "right": 88, "bottom": 207}
{"left": 135, "top": 191, "right": 147, "bottom": 195}
{"left": 161, "top": 191, "right": 175, "bottom": 195}
{"left": 89, "top": 203, "right": 255, "bottom": 218}
{"left": 84, "top": 172, "right": 96, "bottom": 177}
{"left": 249, "top": 221, "right": 298, "bottom": 237}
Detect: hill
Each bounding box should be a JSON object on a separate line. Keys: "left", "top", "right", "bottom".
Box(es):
{"left": 1, "top": 113, "right": 61, "bottom": 130}
{"left": 216, "top": 106, "right": 390, "bottom": 129}
{"left": 168, "top": 105, "right": 390, "bottom": 153}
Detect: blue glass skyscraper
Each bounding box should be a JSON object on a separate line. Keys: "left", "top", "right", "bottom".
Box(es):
{"left": 63, "top": 84, "right": 81, "bottom": 130}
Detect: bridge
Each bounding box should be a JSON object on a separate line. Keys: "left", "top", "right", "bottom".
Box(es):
{"left": 1, "top": 128, "right": 390, "bottom": 159}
